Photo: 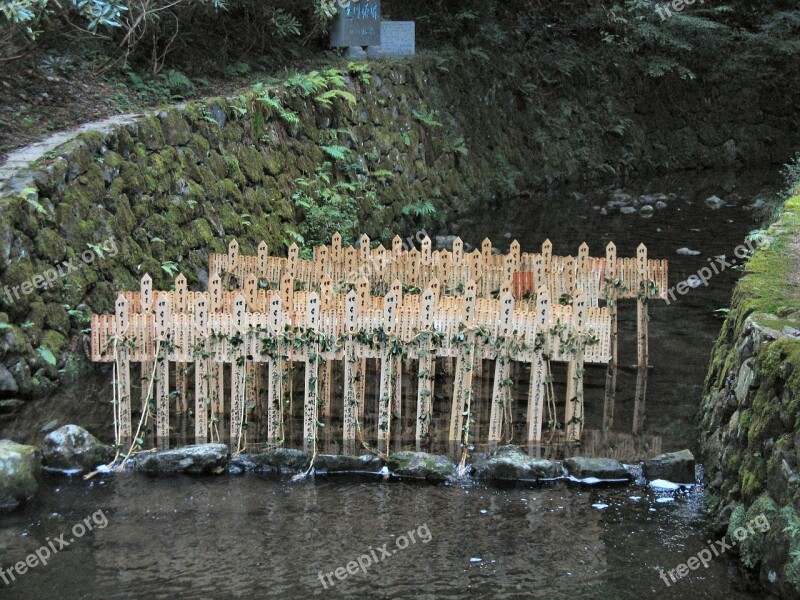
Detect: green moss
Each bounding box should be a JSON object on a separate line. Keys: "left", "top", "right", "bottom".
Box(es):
{"left": 737, "top": 493, "right": 778, "bottom": 569}
{"left": 35, "top": 228, "right": 67, "bottom": 263}
{"left": 781, "top": 505, "right": 800, "bottom": 592}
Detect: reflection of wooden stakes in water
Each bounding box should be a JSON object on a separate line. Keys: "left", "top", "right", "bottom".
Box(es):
{"left": 603, "top": 242, "right": 618, "bottom": 430}
{"left": 565, "top": 290, "right": 587, "bottom": 442}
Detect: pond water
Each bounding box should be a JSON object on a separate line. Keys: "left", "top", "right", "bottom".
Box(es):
{"left": 0, "top": 169, "right": 781, "bottom": 599}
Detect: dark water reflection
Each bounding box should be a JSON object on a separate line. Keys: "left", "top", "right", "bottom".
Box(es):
{"left": 0, "top": 170, "right": 780, "bottom": 599}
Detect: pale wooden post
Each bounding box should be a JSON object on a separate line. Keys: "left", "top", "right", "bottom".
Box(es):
{"left": 565, "top": 290, "right": 587, "bottom": 442}
{"left": 421, "top": 234, "right": 431, "bottom": 264}
{"left": 634, "top": 244, "right": 650, "bottom": 433}
{"left": 193, "top": 297, "right": 209, "bottom": 443}
{"left": 343, "top": 289, "right": 358, "bottom": 451}
{"left": 416, "top": 285, "right": 436, "bottom": 444}
{"left": 288, "top": 242, "right": 299, "bottom": 279}
{"left": 115, "top": 296, "right": 132, "bottom": 447}
{"left": 453, "top": 237, "right": 464, "bottom": 265}
{"left": 140, "top": 274, "right": 153, "bottom": 412}
{"left": 603, "top": 242, "right": 618, "bottom": 430}
{"left": 377, "top": 289, "right": 398, "bottom": 451}
{"left": 174, "top": 274, "right": 189, "bottom": 417}
{"left": 449, "top": 280, "right": 478, "bottom": 441}
{"left": 267, "top": 295, "right": 283, "bottom": 442}
{"left": 527, "top": 286, "right": 550, "bottom": 442}
{"left": 636, "top": 243, "right": 649, "bottom": 369}
{"left": 359, "top": 233, "right": 371, "bottom": 268}
{"left": 303, "top": 293, "right": 320, "bottom": 453}
{"left": 227, "top": 239, "right": 239, "bottom": 276}
{"left": 331, "top": 232, "right": 342, "bottom": 282}
{"left": 489, "top": 292, "right": 514, "bottom": 442}
{"left": 155, "top": 294, "right": 171, "bottom": 449}
{"left": 633, "top": 364, "right": 648, "bottom": 434}
{"left": 230, "top": 295, "right": 247, "bottom": 449}
{"left": 356, "top": 276, "right": 368, "bottom": 416}
{"left": 258, "top": 241, "right": 269, "bottom": 278}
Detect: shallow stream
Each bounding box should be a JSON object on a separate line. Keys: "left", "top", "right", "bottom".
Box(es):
{"left": 0, "top": 169, "right": 781, "bottom": 599}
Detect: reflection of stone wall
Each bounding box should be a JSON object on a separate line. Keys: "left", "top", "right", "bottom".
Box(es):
{"left": 701, "top": 194, "right": 800, "bottom": 597}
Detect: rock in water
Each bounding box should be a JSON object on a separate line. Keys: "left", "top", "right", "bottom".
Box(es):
{"left": 564, "top": 456, "right": 633, "bottom": 480}
{"left": 0, "top": 440, "right": 40, "bottom": 511}
{"left": 133, "top": 444, "right": 230, "bottom": 475}
{"left": 42, "top": 424, "right": 115, "bottom": 473}
{"left": 473, "top": 445, "right": 561, "bottom": 481}
{"left": 386, "top": 451, "right": 456, "bottom": 483}
{"left": 228, "top": 448, "right": 311, "bottom": 474}
{"left": 643, "top": 449, "right": 695, "bottom": 483}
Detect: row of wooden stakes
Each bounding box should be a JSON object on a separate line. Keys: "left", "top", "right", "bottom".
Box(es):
{"left": 92, "top": 284, "right": 605, "bottom": 451}
{"left": 89, "top": 235, "right": 667, "bottom": 452}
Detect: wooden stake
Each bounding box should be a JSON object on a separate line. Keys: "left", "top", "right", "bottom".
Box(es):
{"left": 527, "top": 286, "right": 550, "bottom": 442}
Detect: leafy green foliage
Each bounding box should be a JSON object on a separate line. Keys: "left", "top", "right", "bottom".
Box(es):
{"left": 37, "top": 346, "right": 57, "bottom": 366}
{"left": 316, "top": 88, "right": 356, "bottom": 108}
{"left": 270, "top": 9, "right": 301, "bottom": 38}
{"left": 321, "top": 145, "right": 349, "bottom": 161}
{"left": 402, "top": 200, "right": 438, "bottom": 218}
{"left": 412, "top": 108, "right": 443, "bottom": 128}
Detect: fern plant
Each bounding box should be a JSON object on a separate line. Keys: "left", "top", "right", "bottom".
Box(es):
{"left": 412, "top": 108, "right": 443, "bottom": 128}
{"left": 316, "top": 88, "right": 356, "bottom": 108}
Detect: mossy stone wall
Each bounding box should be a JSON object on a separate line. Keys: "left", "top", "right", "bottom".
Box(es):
{"left": 701, "top": 194, "right": 800, "bottom": 597}
{"left": 0, "top": 54, "right": 797, "bottom": 439}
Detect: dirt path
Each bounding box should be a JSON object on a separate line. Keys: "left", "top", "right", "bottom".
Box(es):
{"left": 0, "top": 112, "right": 140, "bottom": 194}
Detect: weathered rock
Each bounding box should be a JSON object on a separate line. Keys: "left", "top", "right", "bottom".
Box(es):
{"left": 643, "top": 449, "right": 696, "bottom": 483}
{"left": 134, "top": 443, "right": 229, "bottom": 475}
{"left": 0, "top": 363, "right": 18, "bottom": 393}
{"left": 435, "top": 235, "right": 457, "bottom": 250}
{"left": 313, "top": 454, "right": 383, "bottom": 473}
{"left": 0, "top": 398, "right": 23, "bottom": 413}
{"left": 705, "top": 195, "right": 725, "bottom": 209}
{"left": 42, "top": 424, "right": 114, "bottom": 472}
{"left": 473, "top": 445, "right": 561, "bottom": 481}
{"left": 620, "top": 206, "right": 637, "bottom": 215}
{"left": 386, "top": 451, "right": 456, "bottom": 483}
{"left": 564, "top": 456, "right": 632, "bottom": 480}
{"left": 0, "top": 440, "right": 40, "bottom": 510}
{"left": 228, "top": 448, "right": 311, "bottom": 474}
